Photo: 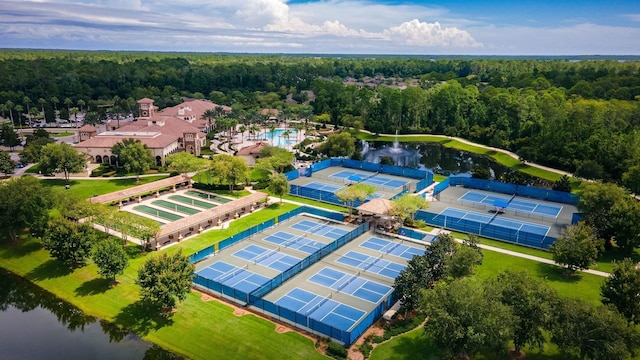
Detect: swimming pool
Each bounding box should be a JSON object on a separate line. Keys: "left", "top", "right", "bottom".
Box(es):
{"left": 247, "top": 129, "right": 299, "bottom": 148}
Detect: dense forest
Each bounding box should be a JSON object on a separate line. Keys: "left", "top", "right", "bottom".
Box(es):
{"left": 1, "top": 50, "right": 640, "bottom": 182}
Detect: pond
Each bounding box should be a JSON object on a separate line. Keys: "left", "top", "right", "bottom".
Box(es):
{"left": 0, "top": 269, "right": 177, "bottom": 360}
{"left": 360, "top": 141, "right": 508, "bottom": 178}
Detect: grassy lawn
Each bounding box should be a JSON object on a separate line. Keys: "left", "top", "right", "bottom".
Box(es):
{"left": 39, "top": 176, "right": 170, "bottom": 199}
{"left": 357, "top": 132, "right": 569, "bottom": 183}
{"left": 0, "top": 202, "right": 327, "bottom": 360}
{"left": 261, "top": 189, "right": 349, "bottom": 213}
{"left": 50, "top": 131, "right": 75, "bottom": 137}
{"left": 25, "top": 163, "right": 40, "bottom": 173}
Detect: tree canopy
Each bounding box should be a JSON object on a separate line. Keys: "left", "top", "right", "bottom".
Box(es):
{"left": 42, "top": 218, "right": 97, "bottom": 267}
{"left": 317, "top": 132, "right": 355, "bottom": 158}
{"left": 207, "top": 154, "right": 250, "bottom": 193}
{"left": 550, "top": 222, "right": 602, "bottom": 273}
{"left": 335, "top": 183, "right": 376, "bottom": 217}
{"left": 268, "top": 173, "right": 289, "bottom": 204}
{"left": 111, "top": 139, "right": 155, "bottom": 182}
{"left": 92, "top": 238, "right": 129, "bottom": 282}
{"left": 136, "top": 250, "right": 194, "bottom": 311}
{"left": 38, "top": 142, "right": 86, "bottom": 183}
{"left": 601, "top": 258, "right": 640, "bottom": 324}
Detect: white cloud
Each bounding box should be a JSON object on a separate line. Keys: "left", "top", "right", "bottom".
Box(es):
{"left": 1, "top": 0, "right": 638, "bottom": 54}
{"left": 384, "top": 19, "right": 482, "bottom": 48}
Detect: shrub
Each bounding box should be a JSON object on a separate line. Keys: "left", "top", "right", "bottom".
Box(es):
{"left": 252, "top": 181, "right": 270, "bottom": 190}
{"left": 358, "top": 342, "right": 373, "bottom": 359}
{"left": 101, "top": 170, "right": 117, "bottom": 177}
{"left": 325, "top": 342, "right": 348, "bottom": 359}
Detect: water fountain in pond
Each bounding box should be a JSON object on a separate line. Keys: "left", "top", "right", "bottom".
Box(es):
{"left": 361, "top": 130, "right": 419, "bottom": 167}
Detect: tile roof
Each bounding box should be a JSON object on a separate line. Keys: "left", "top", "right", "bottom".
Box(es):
{"left": 237, "top": 141, "right": 269, "bottom": 155}
{"left": 356, "top": 198, "right": 394, "bottom": 215}
{"left": 77, "top": 125, "right": 97, "bottom": 132}
{"left": 137, "top": 98, "right": 155, "bottom": 104}
{"left": 89, "top": 175, "right": 191, "bottom": 203}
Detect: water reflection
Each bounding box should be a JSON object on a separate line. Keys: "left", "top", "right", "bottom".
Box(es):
{"left": 0, "top": 269, "right": 178, "bottom": 360}
{"left": 361, "top": 141, "right": 508, "bottom": 178}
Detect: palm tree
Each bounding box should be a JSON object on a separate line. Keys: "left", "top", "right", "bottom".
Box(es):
{"left": 38, "top": 98, "right": 47, "bottom": 118}
{"left": 64, "top": 97, "right": 73, "bottom": 117}
{"left": 269, "top": 124, "right": 276, "bottom": 145}
{"left": 77, "top": 99, "right": 85, "bottom": 113}
{"left": 201, "top": 109, "right": 217, "bottom": 133}
{"left": 5, "top": 100, "right": 14, "bottom": 125}
{"left": 294, "top": 123, "right": 304, "bottom": 141}
{"left": 29, "top": 107, "right": 39, "bottom": 123}
{"left": 250, "top": 124, "right": 260, "bottom": 141}
{"left": 14, "top": 105, "right": 23, "bottom": 125}
{"left": 111, "top": 95, "right": 121, "bottom": 128}
{"left": 23, "top": 96, "right": 32, "bottom": 123}
{"left": 0, "top": 104, "right": 6, "bottom": 120}
{"left": 70, "top": 107, "right": 79, "bottom": 128}
{"left": 50, "top": 96, "right": 59, "bottom": 112}
{"left": 238, "top": 125, "right": 246, "bottom": 144}
{"left": 227, "top": 118, "right": 238, "bottom": 149}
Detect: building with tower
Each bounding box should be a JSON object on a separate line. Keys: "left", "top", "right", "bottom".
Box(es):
{"left": 75, "top": 98, "right": 229, "bottom": 166}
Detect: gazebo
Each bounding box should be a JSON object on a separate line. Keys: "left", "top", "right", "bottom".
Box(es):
{"left": 356, "top": 198, "right": 399, "bottom": 231}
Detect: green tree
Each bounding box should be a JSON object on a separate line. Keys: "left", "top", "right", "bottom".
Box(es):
{"left": 609, "top": 198, "right": 640, "bottom": 255}
{"left": 42, "top": 218, "right": 96, "bottom": 267}
{"left": 92, "top": 239, "right": 129, "bottom": 283}
{"left": 136, "top": 250, "right": 195, "bottom": 311}
{"left": 486, "top": 270, "right": 558, "bottom": 356}
{"left": 38, "top": 142, "right": 86, "bottom": 184}
{"left": 0, "top": 123, "right": 20, "bottom": 150}
{"left": 21, "top": 136, "right": 54, "bottom": 163}
{"left": 201, "top": 108, "right": 217, "bottom": 133}
{"left": 448, "top": 234, "right": 484, "bottom": 279}
{"left": 577, "top": 182, "right": 627, "bottom": 244}
{"left": 165, "top": 152, "right": 208, "bottom": 174}
{"left": 0, "top": 176, "right": 51, "bottom": 241}
{"left": 393, "top": 252, "right": 431, "bottom": 314}
{"left": 423, "top": 279, "right": 513, "bottom": 359}
{"left": 622, "top": 165, "right": 640, "bottom": 195}
{"left": 335, "top": 183, "right": 376, "bottom": 217}
{"left": 552, "top": 174, "right": 572, "bottom": 192}
{"left": 255, "top": 146, "right": 294, "bottom": 174}
{"left": 389, "top": 193, "right": 429, "bottom": 225}
{"left": 550, "top": 298, "right": 638, "bottom": 360}
{"left": 208, "top": 154, "right": 250, "bottom": 193}
{"left": 318, "top": 132, "right": 355, "bottom": 158}
{"left": 601, "top": 258, "right": 640, "bottom": 324}
{"left": 112, "top": 139, "right": 154, "bottom": 182}
{"left": 550, "top": 222, "right": 602, "bottom": 273}
{"left": 0, "top": 151, "right": 16, "bottom": 175}
{"left": 268, "top": 173, "right": 289, "bottom": 204}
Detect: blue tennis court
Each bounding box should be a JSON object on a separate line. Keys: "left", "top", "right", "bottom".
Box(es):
{"left": 337, "top": 251, "right": 406, "bottom": 279}
{"left": 329, "top": 170, "right": 409, "bottom": 189}
{"left": 233, "top": 244, "right": 301, "bottom": 272}
{"left": 196, "top": 261, "right": 270, "bottom": 293}
{"left": 304, "top": 181, "right": 344, "bottom": 192}
{"left": 308, "top": 267, "right": 392, "bottom": 303}
{"left": 459, "top": 191, "right": 562, "bottom": 217}
{"left": 437, "top": 207, "right": 550, "bottom": 236}
{"left": 264, "top": 231, "right": 328, "bottom": 254}
{"left": 275, "top": 288, "right": 365, "bottom": 331}
{"left": 360, "top": 237, "right": 425, "bottom": 260}
{"left": 291, "top": 219, "right": 350, "bottom": 240}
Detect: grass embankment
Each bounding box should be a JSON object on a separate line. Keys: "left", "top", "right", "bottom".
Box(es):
{"left": 262, "top": 189, "right": 349, "bottom": 213}
{"left": 358, "top": 132, "right": 571, "bottom": 184}
{"left": 0, "top": 202, "right": 327, "bottom": 360}
{"left": 39, "top": 176, "right": 170, "bottom": 199}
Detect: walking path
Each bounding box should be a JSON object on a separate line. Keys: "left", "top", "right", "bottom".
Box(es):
{"left": 360, "top": 130, "right": 574, "bottom": 177}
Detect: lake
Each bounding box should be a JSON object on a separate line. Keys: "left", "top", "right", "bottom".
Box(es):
{"left": 0, "top": 269, "right": 177, "bottom": 360}
{"left": 360, "top": 141, "right": 508, "bottom": 177}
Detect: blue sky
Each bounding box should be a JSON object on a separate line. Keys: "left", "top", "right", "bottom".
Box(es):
{"left": 1, "top": 0, "right": 639, "bottom": 55}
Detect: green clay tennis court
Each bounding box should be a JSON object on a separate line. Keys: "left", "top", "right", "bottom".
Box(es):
{"left": 186, "top": 190, "right": 232, "bottom": 204}
{"left": 151, "top": 199, "right": 201, "bottom": 215}
{"left": 169, "top": 194, "right": 218, "bottom": 209}
{"left": 133, "top": 205, "right": 184, "bottom": 221}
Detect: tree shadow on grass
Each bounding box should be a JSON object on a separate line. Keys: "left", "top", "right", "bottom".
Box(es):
{"left": 0, "top": 240, "right": 42, "bottom": 259}
{"left": 26, "top": 259, "right": 73, "bottom": 281}
{"left": 74, "top": 278, "right": 112, "bottom": 296}
{"left": 123, "top": 244, "right": 146, "bottom": 260}
{"left": 114, "top": 301, "right": 174, "bottom": 336}
{"left": 536, "top": 262, "right": 581, "bottom": 284}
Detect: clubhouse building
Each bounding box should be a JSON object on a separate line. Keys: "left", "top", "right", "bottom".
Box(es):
{"left": 75, "top": 98, "right": 230, "bottom": 166}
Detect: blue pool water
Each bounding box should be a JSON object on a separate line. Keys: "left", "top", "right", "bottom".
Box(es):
{"left": 247, "top": 129, "right": 299, "bottom": 147}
